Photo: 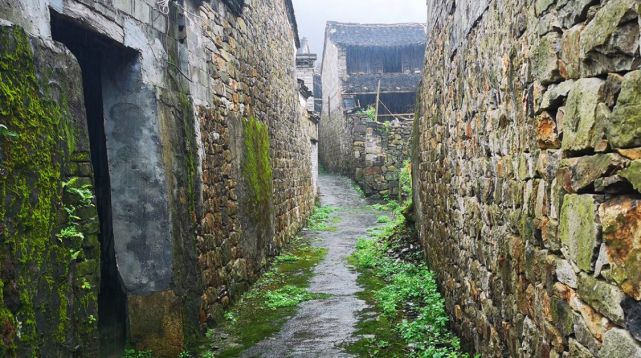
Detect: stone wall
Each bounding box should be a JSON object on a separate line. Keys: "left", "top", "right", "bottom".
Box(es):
{"left": 413, "top": 0, "right": 641, "bottom": 356}
{"left": 190, "top": 0, "right": 315, "bottom": 327}
{"left": 0, "top": 24, "right": 100, "bottom": 357}
{"left": 319, "top": 37, "right": 351, "bottom": 174}
{"left": 0, "top": 0, "right": 315, "bottom": 356}
{"left": 352, "top": 115, "right": 413, "bottom": 199}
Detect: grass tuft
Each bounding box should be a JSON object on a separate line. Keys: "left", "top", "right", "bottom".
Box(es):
{"left": 306, "top": 205, "right": 339, "bottom": 232}
{"left": 350, "top": 195, "right": 470, "bottom": 357}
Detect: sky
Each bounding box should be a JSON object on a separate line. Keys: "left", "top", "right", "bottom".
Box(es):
{"left": 292, "top": 0, "right": 428, "bottom": 56}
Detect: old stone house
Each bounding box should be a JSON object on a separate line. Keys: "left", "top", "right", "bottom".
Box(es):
{"left": 0, "top": 0, "right": 316, "bottom": 356}
{"left": 319, "top": 22, "right": 426, "bottom": 199}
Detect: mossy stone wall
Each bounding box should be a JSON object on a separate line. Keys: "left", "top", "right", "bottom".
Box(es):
{"left": 413, "top": 0, "right": 641, "bottom": 355}
{"left": 0, "top": 25, "right": 99, "bottom": 356}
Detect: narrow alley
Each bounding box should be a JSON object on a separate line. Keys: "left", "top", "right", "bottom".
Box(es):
{"left": 240, "top": 174, "right": 379, "bottom": 357}
{"left": 2, "top": 0, "right": 641, "bottom": 357}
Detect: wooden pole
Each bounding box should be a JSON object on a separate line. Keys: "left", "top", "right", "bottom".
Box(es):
{"left": 375, "top": 79, "right": 381, "bottom": 121}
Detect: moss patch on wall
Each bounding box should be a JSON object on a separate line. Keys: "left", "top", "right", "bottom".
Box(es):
{"left": 0, "top": 25, "right": 98, "bottom": 356}
{"left": 242, "top": 117, "right": 273, "bottom": 219}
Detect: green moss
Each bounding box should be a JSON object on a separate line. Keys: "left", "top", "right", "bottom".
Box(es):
{"left": 559, "top": 195, "right": 598, "bottom": 271}
{"left": 242, "top": 117, "right": 273, "bottom": 218}
{"left": 620, "top": 160, "right": 641, "bottom": 193}
{"left": 0, "top": 26, "right": 98, "bottom": 355}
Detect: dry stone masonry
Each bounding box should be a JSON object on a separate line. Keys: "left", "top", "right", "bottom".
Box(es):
{"left": 413, "top": 0, "right": 641, "bottom": 356}
{"left": 347, "top": 114, "right": 413, "bottom": 199}
{"left": 0, "top": 0, "right": 316, "bottom": 356}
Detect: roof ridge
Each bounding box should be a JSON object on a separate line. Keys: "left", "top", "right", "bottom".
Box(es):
{"left": 327, "top": 21, "right": 426, "bottom": 27}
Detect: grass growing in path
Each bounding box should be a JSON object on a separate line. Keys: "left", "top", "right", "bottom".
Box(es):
{"left": 348, "top": 201, "right": 470, "bottom": 358}
{"left": 306, "top": 204, "right": 339, "bottom": 232}
{"left": 195, "top": 236, "right": 328, "bottom": 357}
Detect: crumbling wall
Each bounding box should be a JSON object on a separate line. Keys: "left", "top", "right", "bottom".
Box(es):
{"left": 352, "top": 115, "right": 413, "bottom": 199}
{"left": 413, "top": 0, "right": 641, "bottom": 356}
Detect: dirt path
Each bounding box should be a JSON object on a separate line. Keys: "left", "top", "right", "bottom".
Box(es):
{"left": 240, "top": 173, "right": 379, "bottom": 357}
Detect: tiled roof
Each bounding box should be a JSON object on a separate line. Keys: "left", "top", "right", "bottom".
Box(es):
{"left": 327, "top": 22, "right": 426, "bottom": 47}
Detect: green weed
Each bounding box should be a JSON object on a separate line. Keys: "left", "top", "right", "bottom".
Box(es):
{"left": 0, "top": 124, "right": 17, "bottom": 138}
{"left": 399, "top": 160, "right": 412, "bottom": 199}
{"left": 307, "top": 205, "right": 339, "bottom": 232}
{"left": 56, "top": 226, "right": 84, "bottom": 242}
{"left": 123, "top": 349, "right": 152, "bottom": 358}
{"left": 264, "top": 285, "right": 326, "bottom": 309}
{"left": 353, "top": 182, "right": 365, "bottom": 198}
{"left": 350, "top": 197, "right": 468, "bottom": 357}
{"left": 377, "top": 215, "right": 391, "bottom": 224}
{"left": 274, "top": 254, "right": 301, "bottom": 263}
{"left": 202, "top": 237, "right": 329, "bottom": 357}
{"left": 359, "top": 105, "right": 377, "bottom": 122}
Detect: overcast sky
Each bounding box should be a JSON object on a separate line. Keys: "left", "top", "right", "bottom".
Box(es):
{"left": 292, "top": 0, "right": 428, "bottom": 56}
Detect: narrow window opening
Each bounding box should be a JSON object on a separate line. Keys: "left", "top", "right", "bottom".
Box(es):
{"left": 50, "top": 12, "right": 135, "bottom": 356}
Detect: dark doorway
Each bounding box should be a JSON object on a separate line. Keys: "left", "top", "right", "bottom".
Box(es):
{"left": 50, "top": 12, "right": 133, "bottom": 357}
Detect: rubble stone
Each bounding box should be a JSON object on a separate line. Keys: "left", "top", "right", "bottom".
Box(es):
{"left": 599, "top": 197, "right": 641, "bottom": 300}
{"left": 609, "top": 71, "right": 641, "bottom": 149}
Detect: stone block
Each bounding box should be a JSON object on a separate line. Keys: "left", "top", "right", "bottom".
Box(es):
{"left": 572, "top": 311, "right": 602, "bottom": 354}
{"left": 556, "top": 258, "right": 578, "bottom": 288}
{"left": 617, "top": 147, "right": 641, "bottom": 160}
{"left": 560, "top": 78, "right": 605, "bottom": 152}
{"left": 598, "top": 328, "right": 641, "bottom": 357}
{"left": 152, "top": 13, "right": 167, "bottom": 33}
{"left": 620, "top": 160, "right": 641, "bottom": 193}
{"left": 580, "top": 0, "right": 640, "bottom": 77}
{"left": 599, "top": 197, "right": 641, "bottom": 300}
{"left": 535, "top": 0, "right": 555, "bottom": 16}
{"left": 578, "top": 273, "right": 626, "bottom": 325}
{"left": 530, "top": 32, "right": 562, "bottom": 85}
{"left": 603, "top": 73, "right": 624, "bottom": 108}
{"left": 133, "top": 0, "right": 151, "bottom": 24}
{"left": 552, "top": 294, "right": 576, "bottom": 337}
{"left": 569, "top": 338, "right": 595, "bottom": 358}
{"left": 114, "top": 0, "right": 132, "bottom": 13}
{"left": 559, "top": 194, "right": 599, "bottom": 272}
{"left": 560, "top": 25, "right": 582, "bottom": 79}
{"left": 537, "top": 112, "right": 560, "bottom": 149}
{"left": 558, "top": 0, "right": 598, "bottom": 28}
{"left": 128, "top": 290, "right": 184, "bottom": 357}
{"left": 609, "top": 71, "right": 641, "bottom": 149}
{"left": 558, "top": 153, "right": 628, "bottom": 193}
{"left": 621, "top": 297, "right": 641, "bottom": 342}
{"left": 540, "top": 80, "right": 575, "bottom": 111}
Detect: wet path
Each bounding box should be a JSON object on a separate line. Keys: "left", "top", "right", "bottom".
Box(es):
{"left": 240, "top": 173, "right": 379, "bottom": 357}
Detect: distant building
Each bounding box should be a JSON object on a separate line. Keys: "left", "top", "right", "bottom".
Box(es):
{"left": 296, "top": 38, "right": 318, "bottom": 112}
{"left": 296, "top": 38, "right": 320, "bottom": 194}
{"left": 318, "top": 22, "right": 426, "bottom": 195}
{"left": 321, "top": 22, "right": 426, "bottom": 120}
